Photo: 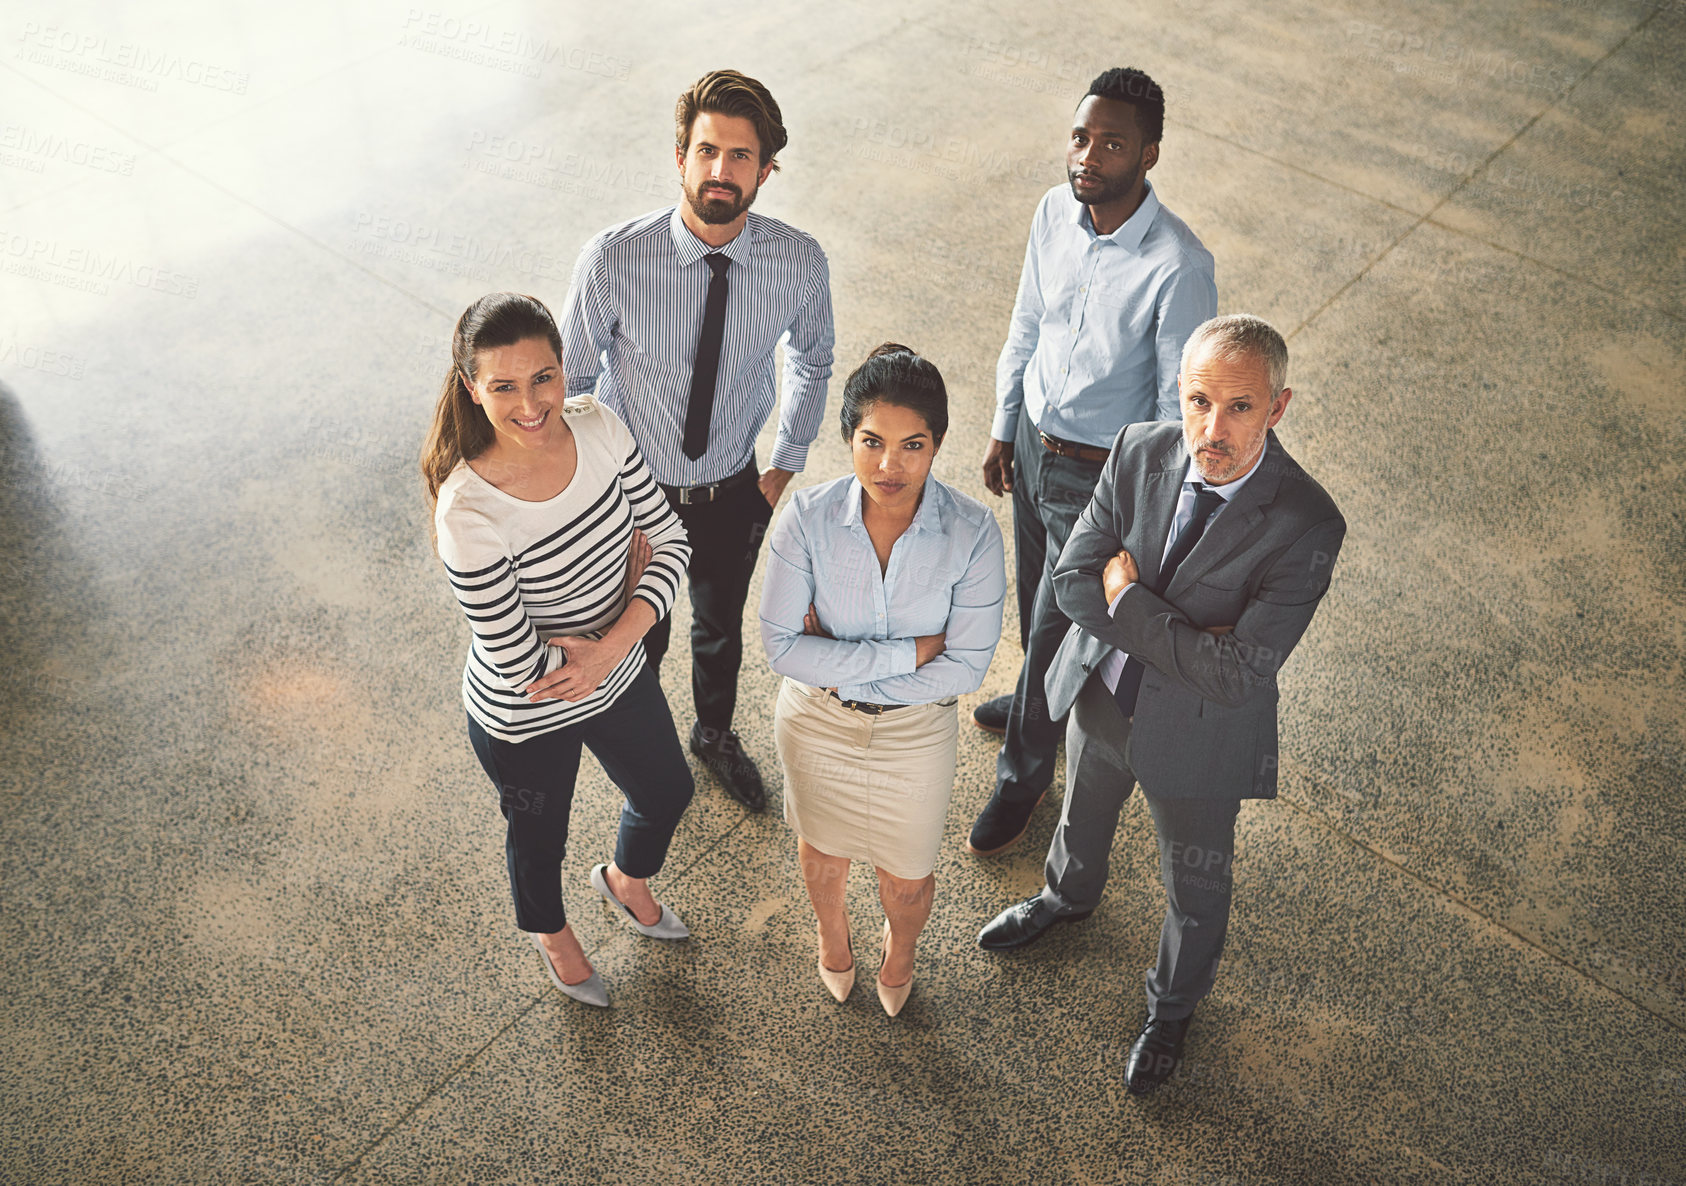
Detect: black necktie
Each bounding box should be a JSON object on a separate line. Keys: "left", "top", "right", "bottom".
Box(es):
{"left": 683, "top": 252, "right": 731, "bottom": 460}
{"left": 1113, "top": 483, "right": 1226, "bottom": 718}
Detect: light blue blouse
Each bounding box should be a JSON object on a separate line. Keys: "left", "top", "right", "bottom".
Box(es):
{"left": 759, "top": 474, "right": 1006, "bottom": 705}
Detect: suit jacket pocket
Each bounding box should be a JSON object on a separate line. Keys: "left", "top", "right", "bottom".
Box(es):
{"left": 1176, "top": 577, "right": 1250, "bottom": 627}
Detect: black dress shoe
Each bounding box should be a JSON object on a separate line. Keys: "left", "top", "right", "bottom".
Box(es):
{"left": 977, "top": 895, "right": 1092, "bottom": 951}
{"left": 1125, "top": 1014, "right": 1192, "bottom": 1095}
{"left": 689, "top": 723, "right": 766, "bottom": 812}
{"left": 971, "top": 694, "right": 1012, "bottom": 736}
{"left": 966, "top": 787, "right": 1048, "bottom": 855}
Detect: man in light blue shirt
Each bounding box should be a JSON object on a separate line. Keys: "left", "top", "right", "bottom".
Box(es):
{"left": 969, "top": 67, "right": 1217, "bottom": 857}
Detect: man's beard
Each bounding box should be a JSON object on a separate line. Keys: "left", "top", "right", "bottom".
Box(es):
{"left": 1185, "top": 426, "right": 1266, "bottom": 484}
{"left": 684, "top": 179, "right": 756, "bottom": 225}
{"left": 1067, "top": 161, "right": 1142, "bottom": 207}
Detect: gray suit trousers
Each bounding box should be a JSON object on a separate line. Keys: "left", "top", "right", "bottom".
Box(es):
{"left": 1041, "top": 672, "right": 1241, "bottom": 1021}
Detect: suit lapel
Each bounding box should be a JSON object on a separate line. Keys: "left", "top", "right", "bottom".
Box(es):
{"left": 1133, "top": 434, "right": 1188, "bottom": 592}
{"left": 1163, "top": 431, "right": 1285, "bottom": 602}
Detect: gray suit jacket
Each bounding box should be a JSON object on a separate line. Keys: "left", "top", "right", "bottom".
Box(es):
{"left": 1046, "top": 421, "right": 1345, "bottom": 800}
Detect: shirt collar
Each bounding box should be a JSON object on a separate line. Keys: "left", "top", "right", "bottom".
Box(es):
{"left": 842, "top": 474, "right": 940, "bottom": 535}
{"left": 668, "top": 204, "right": 755, "bottom": 269}
{"left": 1182, "top": 436, "right": 1269, "bottom": 501}
{"left": 1069, "top": 177, "right": 1160, "bottom": 252}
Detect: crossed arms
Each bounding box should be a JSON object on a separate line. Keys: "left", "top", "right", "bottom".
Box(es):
{"left": 1051, "top": 445, "right": 1345, "bottom": 709}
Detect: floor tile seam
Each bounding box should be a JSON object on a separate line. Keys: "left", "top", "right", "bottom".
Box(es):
{"left": 1174, "top": 120, "right": 1682, "bottom": 325}
{"left": 1418, "top": 217, "right": 1684, "bottom": 324}
{"left": 0, "top": 57, "right": 454, "bottom": 320}
{"left": 660, "top": 808, "right": 755, "bottom": 892}
{"left": 322, "top": 811, "right": 752, "bottom": 1181}
{"left": 1171, "top": 120, "right": 1427, "bottom": 219}
{"left": 1276, "top": 761, "right": 1686, "bottom": 1039}
{"left": 1284, "top": 6, "right": 1662, "bottom": 343}
{"left": 325, "top": 993, "right": 544, "bottom": 1183}
{"left": 1447, "top": 5, "right": 1666, "bottom": 202}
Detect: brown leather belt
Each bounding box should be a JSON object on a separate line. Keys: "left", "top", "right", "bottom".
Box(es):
{"left": 1038, "top": 430, "right": 1110, "bottom": 464}
{"left": 829, "top": 690, "right": 908, "bottom": 715}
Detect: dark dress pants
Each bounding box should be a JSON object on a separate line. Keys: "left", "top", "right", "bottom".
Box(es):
{"left": 642, "top": 464, "right": 774, "bottom": 733}
{"left": 995, "top": 412, "right": 1107, "bottom": 804}
{"left": 1040, "top": 672, "right": 1241, "bottom": 1021}
{"left": 466, "top": 663, "right": 695, "bottom": 934}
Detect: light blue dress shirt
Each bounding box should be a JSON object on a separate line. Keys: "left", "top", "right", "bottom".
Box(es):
{"left": 1099, "top": 439, "right": 1270, "bottom": 692}
{"left": 992, "top": 179, "right": 1217, "bottom": 448}
{"left": 760, "top": 474, "right": 1006, "bottom": 705}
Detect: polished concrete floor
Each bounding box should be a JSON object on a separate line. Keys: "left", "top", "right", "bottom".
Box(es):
{"left": 2, "top": 1, "right": 1683, "bottom": 1183}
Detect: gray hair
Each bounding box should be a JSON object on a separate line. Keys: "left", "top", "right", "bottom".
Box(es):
{"left": 1179, "top": 314, "right": 1289, "bottom": 396}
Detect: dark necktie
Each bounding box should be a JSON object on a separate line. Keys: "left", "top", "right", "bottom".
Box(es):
{"left": 1113, "top": 483, "right": 1227, "bottom": 718}
{"left": 683, "top": 252, "right": 731, "bottom": 460}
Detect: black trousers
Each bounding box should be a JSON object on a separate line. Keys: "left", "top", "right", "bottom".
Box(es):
{"left": 996, "top": 413, "right": 1107, "bottom": 804}
{"left": 465, "top": 663, "right": 695, "bottom": 933}
{"left": 643, "top": 463, "right": 774, "bottom": 733}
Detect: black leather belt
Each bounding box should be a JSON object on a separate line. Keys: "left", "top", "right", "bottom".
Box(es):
{"left": 829, "top": 690, "right": 908, "bottom": 716}
{"left": 659, "top": 461, "right": 758, "bottom": 506}
{"left": 1038, "top": 430, "right": 1110, "bottom": 464}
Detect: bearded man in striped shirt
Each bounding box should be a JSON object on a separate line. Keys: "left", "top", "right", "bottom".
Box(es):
{"left": 560, "top": 69, "right": 835, "bottom": 811}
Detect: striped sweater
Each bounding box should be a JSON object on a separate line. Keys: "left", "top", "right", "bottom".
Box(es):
{"left": 435, "top": 397, "right": 691, "bottom": 741}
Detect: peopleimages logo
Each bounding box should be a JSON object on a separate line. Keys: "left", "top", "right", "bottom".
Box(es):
{"left": 0, "top": 333, "right": 86, "bottom": 379}
{"left": 349, "top": 210, "right": 572, "bottom": 284}
{"left": 15, "top": 22, "right": 250, "bottom": 94}
{"left": 1343, "top": 21, "right": 1574, "bottom": 94}
{"left": 0, "top": 230, "right": 200, "bottom": 299}
{"left": 398, "top": 10, "right": 630, "bottom": 80}
{"left": 0, "top": 124, "right": 136, "bottom": 175}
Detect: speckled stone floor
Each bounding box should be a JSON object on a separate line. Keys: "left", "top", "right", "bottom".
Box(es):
{"left": 1, "top": 1, "right": 1682, "bottom": 1183}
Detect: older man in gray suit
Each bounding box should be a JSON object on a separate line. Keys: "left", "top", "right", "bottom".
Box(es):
{"left": 977, "top": 314, "right": 1346, "bottom": 1095}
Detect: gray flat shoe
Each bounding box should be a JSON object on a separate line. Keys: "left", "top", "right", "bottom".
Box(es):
{"left": 590, "top": 863, "right": 690, "bottom": 939}
{"left": 530, "top": 932, "right": 609, "bottom": 1007}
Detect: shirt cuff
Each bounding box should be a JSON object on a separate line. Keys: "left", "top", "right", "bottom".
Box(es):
{"left": 885, "top": 637, "right": 918, "bottom": 678}
{"left": 990, "top": 408, "right": 1019, "bottom": 443}
{"left": 769, "top": 435, "right": 809, "bottom": 474}
{"left": 1107, "top": 585, "right": 1134, "bottom": 616}
{"left": 542, "top": 639, "right": 568, "bottom": 676}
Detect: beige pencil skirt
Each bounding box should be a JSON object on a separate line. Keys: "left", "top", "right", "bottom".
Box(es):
{"left": 772, "top": 678, "right": 960, "bottom": 880}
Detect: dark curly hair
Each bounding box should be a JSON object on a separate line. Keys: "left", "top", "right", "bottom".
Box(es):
{"left": 1086, "top": 67, "right": 1164, "bottom": 145}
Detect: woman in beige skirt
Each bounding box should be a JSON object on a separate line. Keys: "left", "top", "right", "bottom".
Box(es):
{"left": 759, "top": 343, "right": 1006, "bottom": 1015}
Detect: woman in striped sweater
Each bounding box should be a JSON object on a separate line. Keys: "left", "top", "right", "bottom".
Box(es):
{"left": 422, "top": 292, "right": 696, "bottom": 1008}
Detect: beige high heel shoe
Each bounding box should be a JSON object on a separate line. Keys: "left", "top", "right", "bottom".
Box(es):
{"left": 876, "top": 918, "right": 912, "bottom": 1017}
{"left": 818, "top": 924, "right": 855, "bottom": 1002}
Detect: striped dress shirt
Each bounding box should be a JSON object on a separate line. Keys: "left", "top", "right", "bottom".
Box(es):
{"left": 992, "top": 179, "right": 1217, "bottom": 448}
{"left": 759, "top": 474, "right": 1006, "bottom": 705}
{"left": 435, "top": 398, "right": 691, "bottom": 741}
{"left": 559, "top": 205, "right": 835, "bottom": 487}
